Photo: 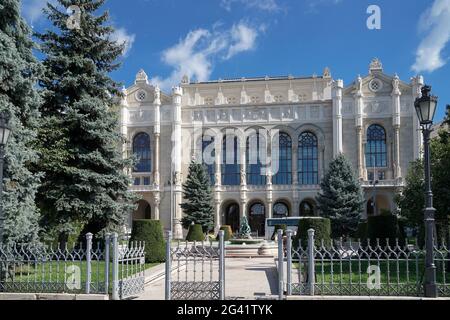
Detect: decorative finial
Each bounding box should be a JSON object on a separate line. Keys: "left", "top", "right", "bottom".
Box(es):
{"left": 323, "top": 67, "right": 331, "bottom": 78}
{"left": 135, "top": 69, "right": 148, "bottom": 84}
{"left": 369, "top": 58, "right": 383, "bottom": 73}
{"left": 181, "top": 74, "right": 190, "bottom": 84}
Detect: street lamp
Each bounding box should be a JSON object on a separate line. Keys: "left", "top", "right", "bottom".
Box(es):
{"left": 414, "top": 85, "right": 438, "bottom": 298}
{"left": 0, "top": 113, "right": 11, "bottom": 243}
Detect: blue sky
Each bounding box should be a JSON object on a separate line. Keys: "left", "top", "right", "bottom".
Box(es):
{"left": 23, "top": 0, "right": 450, "bottom": 121}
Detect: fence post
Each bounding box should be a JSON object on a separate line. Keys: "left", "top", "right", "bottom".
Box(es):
{"left": 219, "top": 230, "right": 225, "bottom": 300}
{"left": 111, "top": 233, "right": 119, "bottom": 300}
{"left": 85, "top": 233, "right": 93, "bottom": 294}
{"left": 307, "top": 229, "right": 315, "bottom": 296}
{"left": 104, "top": 233, "right": 110, "bottom": 294}
{"left": 286, "top": 230, "right": 292, "bottom": 296}
{"left": 165, "top": 231, "right": 172, "bottom": 300}
{"left": 277, "top": 229, "right": 284, "bottom": 300}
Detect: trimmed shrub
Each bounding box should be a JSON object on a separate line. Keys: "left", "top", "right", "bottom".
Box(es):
{"left": 130, "top": 220, "right": 166, "bottom": 263}
{"left": 294, "top": 218, "right": 331, "bottom": 248}
{"left": 186, "top": 224, "right": 205, "bottom": 242}
{"left": 271, "top": 225, "right": 287, "bottom": 241}
{"left": 216, "top": 225, "right": 233, "bottom": 241}
{"left": 367, "top": 214, "right": 405, "bottom": 247}
{"left": 354, "top": 221, "right": 368, "bottom": 240}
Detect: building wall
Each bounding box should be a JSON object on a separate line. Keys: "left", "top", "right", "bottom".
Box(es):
{"left": 121, "top": 60, "right": 423, "bottom": 239}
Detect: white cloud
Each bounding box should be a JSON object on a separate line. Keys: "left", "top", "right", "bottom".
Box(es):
{"left": 22, "top": 0, "right": 57, "bottom": 26}
{"left": 307, "top": 0, "right": 342, "bottom": 13}
{"left": 110, "top": 28, "right": 136, "bottom": 56}
{"left": 220, "top": 0, "right": 280, "bottom": 12}
{"left": 225, "top": 23, "right": 258, "bottom": 59}
{"left": 152, "top": 22, "right": 260, "bottom": 91}
{"left": 412, "top": 0, "right": 450, "bottom": 73}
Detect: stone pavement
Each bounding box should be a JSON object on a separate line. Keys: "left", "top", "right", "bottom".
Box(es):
{"left": 135, "top": 257, "right": 278, "bottom": 300}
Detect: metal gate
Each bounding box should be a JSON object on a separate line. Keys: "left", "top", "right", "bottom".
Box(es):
{"left": 110, "top": 234, "right": 146, "bottom": 300}
{"left": 165, "top": 231, "right": 225, "bottom": 300}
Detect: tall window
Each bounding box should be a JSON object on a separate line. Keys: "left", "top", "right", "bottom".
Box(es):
{"left": 246, "top": 133, "right": 267, "bottom": 185}
{"left": 273, "top": 133, "right": 292, "bottom": 185}
{"left": 366, "top": 124, "right": 387, "bottom": 168}
{"left": 201, "top": 136, "right": 215, "bottom": 185}
{"left": 298, "top": 132, "right": 319, "bottom": 185}
{"left": 133, "top": 132, "right": 151, "bottom": 172}
{"left": 222, "top": 135, "right": 240, "bottom": 185}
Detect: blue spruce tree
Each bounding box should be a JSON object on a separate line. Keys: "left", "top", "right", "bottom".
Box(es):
{"left": 0, "top": 0, "right": 42, "bottom": 243}
{"left": 36, "top": 0, "right": 137, "bottom": 239}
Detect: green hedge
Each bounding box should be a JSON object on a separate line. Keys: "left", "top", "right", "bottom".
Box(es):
{"left": 294, "top": 218, "right": 331, "bottom": 247}
{"left": 367, "top": 214, "right": 405, "bottom": 247}
{"left": 130, "top": 220, "right": 166, "bottom": 263}
{"left": 217, "top": 225, "right": 233, "bottom": 241}
{"left": 186, "top": 224, "right": 205, "bottom": 242}
{"left": 271, "top": 225, "right": 287, "bottom": 241}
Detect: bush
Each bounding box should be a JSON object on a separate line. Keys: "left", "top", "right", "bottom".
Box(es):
{"left": 271, "top": 225, "right": 287, "bottom": 241}
{"left": 367, "top": 214, "right": 405, "bottom": 247}
{"left": 186, "top": 224, "right": 205, "bottom": 242}
{"left": 354, "top": 221, "right": 368, "bottom": 240}
{"left": 130, "top": 220, "right": 166, "bottom": 263}
{"left": 217, "top": 225, "right": 233, "bottom": 241}
{"left": 294, "top": 218, "right": 331, "bottom": 248}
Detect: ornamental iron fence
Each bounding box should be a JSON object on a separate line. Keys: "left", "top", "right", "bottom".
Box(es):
{"left": 165, "top": 231, "right": 225, "bottom": 300}
{"left": 0, "top": 233, "right": 145, "bottom": 300}
{"left": 277, "top": 229, "right": 450, "bottom": 298}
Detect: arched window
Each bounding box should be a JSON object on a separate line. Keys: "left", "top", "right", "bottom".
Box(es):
{"left": 201, "top": 135, "right": 215, "bottom": 185}
{"left": 273, "top": 202, "right": 289, "bottom": 218}
{"left": 366, "top": 124, "right": 387, "bottom": 168}
{"left": 298, "top": 132, "right": 319, "bottom": 185}
{"left": 246, "top": 133, "right": 267, "bottom": 185}
{"left": 273, "top": 133, "right": 292, "bottom": 185}
{"left": 222, "top": 135, "right": 240, "bottom": 185}
{"left": 300, "top": 200, "right": 315, "bottom": 217}
{"left": 133, "top": 133, "right": 151, "bottom": 172}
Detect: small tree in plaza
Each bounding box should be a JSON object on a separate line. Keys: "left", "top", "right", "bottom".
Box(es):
{"left": 316, "top": 154, "right": 364, "bottom": 238}
{"left": 180, "top": 161, "right": 214, "bottom": 233}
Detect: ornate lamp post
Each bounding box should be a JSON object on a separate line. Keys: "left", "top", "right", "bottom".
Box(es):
{"left": 0, "top": 113, "right": 11, "bottom": 242}
{"left": 414, "top": 85, "right": 438, "bottom": 298}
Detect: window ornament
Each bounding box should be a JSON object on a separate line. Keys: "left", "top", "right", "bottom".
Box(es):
{"left": 369, "top": 78, "right": 383, "bottom": 93}
{"left": 136, "top": 90, "right": 147, "bottom": 102}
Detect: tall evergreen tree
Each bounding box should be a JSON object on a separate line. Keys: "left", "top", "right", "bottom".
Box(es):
{"left": 181, "top": 161, "right": 214, "bottom": 233}
{"left": 0, "top": 0, "right": 42, "bottom": 243}
{"left": 316, "top": 154, "right": 364, "bottom": 238}
{"left": 36, "top": 0, "right": 137, "bottom": 238}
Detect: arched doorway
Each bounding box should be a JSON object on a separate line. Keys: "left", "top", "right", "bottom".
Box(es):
{"left": 224, "top": 202, "right": 240, "bottom": 233}
{"left": 133, "top": 200, "right": 152, "bottom": 220}
{"left": 367, "top": 195, "right": 391, "bottom": 216}
{"left": 248, "top": 202, "right": 266, "bottom": 237}
{"left": 299, "top": 200, "right": 316, "bottom": 217}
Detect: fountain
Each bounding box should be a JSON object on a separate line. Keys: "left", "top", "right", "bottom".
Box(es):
{"left": 225, "top": 216, "right": 277, "bottom": 257}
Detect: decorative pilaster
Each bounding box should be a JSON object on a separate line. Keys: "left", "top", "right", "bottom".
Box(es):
{"left": 120, "top": 87, "right": 128, "bottom": 155}
{"left": 154, "top": 194, "right": 160, "bottom": 221}
{"left": 332, "top": 79, "right": 344, "bottom": 157}
{"left": 292, "top": 144, "right": 298, "bottom": 185}
{"left": 354, "top": 75, "right": 365, "bottom": 180}
{"left": 392, "top": 75, "right": 402, "bottom": 180}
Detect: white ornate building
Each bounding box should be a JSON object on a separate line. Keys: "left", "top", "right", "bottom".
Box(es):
{"left": 120, "top": 59, "right": 424, "bottom": 239}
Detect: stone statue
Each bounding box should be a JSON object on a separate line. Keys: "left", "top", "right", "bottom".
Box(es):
{"left": 238, "top": 216, "right": 252, "bottom": 239}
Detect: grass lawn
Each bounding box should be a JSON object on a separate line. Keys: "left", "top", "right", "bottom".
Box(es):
{"left": 2, "top": 260, "right": 160, "bottom": 293}
{"left": 294, "top": 259, "right": 450, "bottom": 284}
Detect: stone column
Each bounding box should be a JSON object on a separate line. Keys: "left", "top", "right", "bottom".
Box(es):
{"left": 354, "top": 75, "right": 365, "bottom": 180}
{"left": 332, "top": 79, "right": 344, "bottom": 157}
{"left": 411, "top": 76, "right": 424, "bottom": 159}
{"left": 392, "top": 75, "right": 402, "bottom": 180}
{"left": 154, "top": 194, "right": 160, "bottom": 221}
{"left": 292, "top": 144, "right": 298, "bottom": 185}
{"left": 172, "top": 86, "right": 183, "bottom": 239}
{"left": 153, "top": 86, "right": 161, "bottom": 186}
{"left": 214, "top": 200, "right": 221, "bottom": 233}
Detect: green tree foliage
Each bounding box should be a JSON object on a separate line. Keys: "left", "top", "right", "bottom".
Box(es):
{"left": 180, "top": 161, "right": 214, "bottom": 232}
{"left": 0, "top": 0, "right": 42, "bottom": 243}
{"left": 316, "top": 154, "right": 364, "bottom": 238}
{"left": 186, "top": 224, "right": 205, "bottom": 242}
{"left": 36, "top": 0, "right": 137, "bottom": 239}
{"left": 397, "top": 105, "right": 450, "bottom": 243}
